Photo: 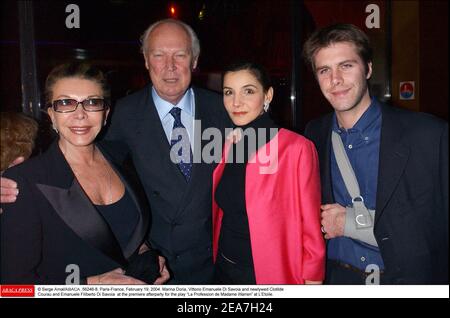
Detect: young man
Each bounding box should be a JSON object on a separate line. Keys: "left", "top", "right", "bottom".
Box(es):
{"left": 303, "top": 23, "right": 448, "bottom": 284}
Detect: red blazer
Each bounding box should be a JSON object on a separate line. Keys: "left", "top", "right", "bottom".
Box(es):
{"left": 213, "top": 128, "right": 325, "bottom": 284}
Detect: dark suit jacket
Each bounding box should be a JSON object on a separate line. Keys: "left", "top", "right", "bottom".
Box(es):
{"left": 304, "top": 103, "right": 448, "bottom": 284}
{"left": 0, "top": 141, "right": 149, "bottom": 284}
{"left": 103, "top": 85, "right": 231, "bottom": 284}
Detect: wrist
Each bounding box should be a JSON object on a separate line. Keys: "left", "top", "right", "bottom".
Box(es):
{"left": 87, "top": 275, "right": 101, "bottom": 285}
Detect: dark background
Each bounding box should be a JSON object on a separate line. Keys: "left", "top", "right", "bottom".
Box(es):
{"left": 1, "top": 0, "right": 448, "bottom": 148}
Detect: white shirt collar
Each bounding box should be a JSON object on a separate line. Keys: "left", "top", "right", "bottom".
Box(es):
{"left": 152, "top": 87, "right": 194, "bottom": 121}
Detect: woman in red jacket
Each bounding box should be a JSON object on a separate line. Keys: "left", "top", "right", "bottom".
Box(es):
{"left": 213, "top": 61, "right": 325, "bottom": 284}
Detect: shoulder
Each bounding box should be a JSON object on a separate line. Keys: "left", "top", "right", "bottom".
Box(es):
{"left": 117, "top": 85, "right": 151, "bottom": 104}
{"left": 383, "top": 104, "right": 448, "bottom": 136}
{"left": 304, "top": 113, "right": 333, "bottom": 137}
{"left": 277, "top": 128, "right": 317, "bottom": 153}
{"left": 193, "top": 87, "right": 221, "bottom": 100}
{"left": 193, "top": 86, "right": 231, "bottom": 127}
{"left": 193, "top": 87, "right": 223, "bottom": 110}
{"left": 114, "top": 85, "right": 152, "bottom": 112}
{"left": 2, "top": 142, "right": 65, "bottom": 186}
{"left": 1, "top": 154, "right": 50, "bottom": 214}
{"left": 107, "top": 85, "right": 152, "bottom": 134}
{"left": 3, "top": 152, "right": 48, "bottom": 184}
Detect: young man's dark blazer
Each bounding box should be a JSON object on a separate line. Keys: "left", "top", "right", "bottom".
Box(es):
{"left": 103, "top": 85, "right": 231, "bottom": 284}
{"left": 304, "top": 102, "right": 448, "bottom": 284}
{"left": 0, "top": 141, "right": 149, "bottom": 284}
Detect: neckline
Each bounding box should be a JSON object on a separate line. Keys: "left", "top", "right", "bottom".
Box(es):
{"left": 94, "top": 190, "right": 127, "bottom": 207}
{"left": 235, "top": 112, "right": 278, "bottom": 131}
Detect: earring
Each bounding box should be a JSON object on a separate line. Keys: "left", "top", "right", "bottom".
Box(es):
{"left": 52, "top": 125, "right": 59, "bottom": 134}
{"left": 103, "top": 120, "right": 107, "bottom": 126}
{"left": 263, "top": 101, "right": 270, "bottom": 112}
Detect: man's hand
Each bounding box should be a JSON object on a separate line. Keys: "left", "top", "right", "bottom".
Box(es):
{"left": 1, "top": 177, "right": 18, "bottom": 203}
{"left": 305, "top": 280, "right": 323, "bottom": 284}
{"left": 0, "top": 156, "right": 24, "bottom": 213}
{"left": 138, "top": 243, "right": 170, "bottom": 284}
{"left": 0, "top": 177, "right": 19, "bottom": 214}
{"left": 8, "top": 156, "right": 25, "bottom": 169}
{"left": 153, "top": 255, "right": 170, "bottom": 285}
{"left": 320, "top": 203, "right": 346, "bottom": 239}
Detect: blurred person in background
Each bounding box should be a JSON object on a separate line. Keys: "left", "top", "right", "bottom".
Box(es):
{"left": 0, "top": 112, "right": 38, "bottom": 214}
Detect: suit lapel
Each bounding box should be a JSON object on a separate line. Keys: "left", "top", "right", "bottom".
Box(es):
{"left": 315, "top": 115, "right": 335, "bottom": 204}
{"left": 375, "top": 105, "right": 410, "bottom": 225}
{"left": 115, "top": 169, "right": 148, "bottom": 259}
{"left": 186, "top": 88, "right": 204, "bottom": 184}
{"left": 184, "top": 88, "right": 213, "bottom": 186}
{"left": 136, "top": 86, "right": 187, "bottom": 186}
{"left": 35, "top": 141, "right": 150, "bottom": 266}
{"left": 173, "top": 87, "right": 220, "bottom": 218}
{"left": 310, "top": 106, "right": 409, "bottom": 224}
{"left": 37, "top": 179, "right": 127, "bottom": 267}
{"left": 36, "top": 141, "right": 126, "bottom": 264}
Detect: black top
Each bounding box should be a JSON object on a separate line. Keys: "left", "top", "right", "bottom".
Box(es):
{"left": 95, "top": 189, "right": 140, "bottom": 251}
{"left": 215, "top": 113, "right": 278, "bottom": 268}
{"left": 0, "top": 141, "right": 149, "bottom": 284}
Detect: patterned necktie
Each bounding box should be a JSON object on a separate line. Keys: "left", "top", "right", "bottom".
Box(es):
{"left": 169, "top": 107, "right": 193, "bottom": 181}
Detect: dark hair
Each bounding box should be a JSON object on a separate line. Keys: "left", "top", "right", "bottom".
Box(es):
{"left": 0, "top": 112, "right": 38, "bottom": 171}
{"left": 45, "top": 62, "right": 110, "bottom": 106}
{"left": 223, "top": 61, "right": 272, "bottom": 92}
{"left": 302, "top": 23, "right": 373, "bottom": 75}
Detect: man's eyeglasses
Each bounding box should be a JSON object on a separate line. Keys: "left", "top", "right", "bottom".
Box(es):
{"left": 51, "top": 98, "right": 107, "bottom": 113}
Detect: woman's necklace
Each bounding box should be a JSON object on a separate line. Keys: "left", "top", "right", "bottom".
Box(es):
{"left": 105, "top": 160, "right": 113, "bottom": 205}
{"left": 70, "top": 147, "right": 113, "bottom": 205}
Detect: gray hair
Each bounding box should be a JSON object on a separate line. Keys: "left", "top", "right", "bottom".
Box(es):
{"left": 140, "top": 19, "right": 201, "bottom": 61}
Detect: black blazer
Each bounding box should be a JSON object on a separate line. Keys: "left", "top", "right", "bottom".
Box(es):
{"left": 103, "top": 85, "right": 231, "bottom": 284}
{"left": 0, "top": 141, "right": 149, "bottom": 284}
{"left": 305, "top": 103, "right": 448, "bottom": 284}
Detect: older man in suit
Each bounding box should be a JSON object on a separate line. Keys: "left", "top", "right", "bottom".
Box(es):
{"left": 1, "top": 19, "right": 230, "bottom": 284}
{"left": 303, "top": 23, "right": 448, "bottom": 284}
{"left": 103, "top": 19, "right": 230, "bottom": 284}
